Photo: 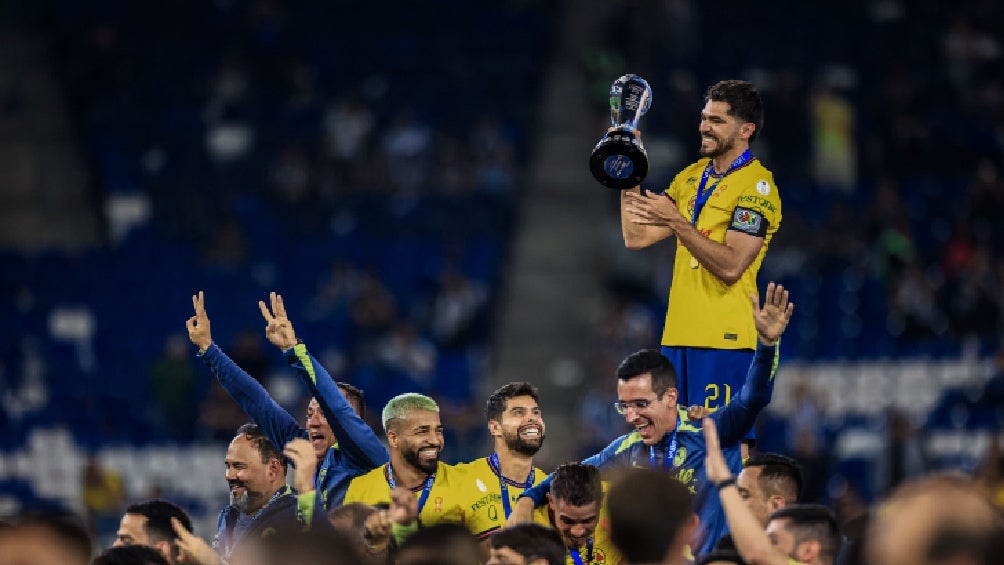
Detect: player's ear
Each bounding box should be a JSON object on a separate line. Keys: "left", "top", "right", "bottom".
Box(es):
{"left": 769, "top": 494, "right": 785, "bottom": 512}
{"left": 487, "top": 419, "right": 502, "bottom": 437}
{"left": 740, "top": 122, "right": 755, "bottom": 141}
{"left": 386, "top": 427, "right": 399, "bottom": 448}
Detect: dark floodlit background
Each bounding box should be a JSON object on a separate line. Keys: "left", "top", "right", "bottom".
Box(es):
{"left": 1, "top": 0, "right": 1002, "bottom": 545}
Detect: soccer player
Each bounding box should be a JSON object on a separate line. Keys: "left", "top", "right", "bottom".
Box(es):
{"left": 489, "top": 524, "right": 567, "bottom": 565}
{"left": 512, "top": 283, "right": 793, "bottom": 557}
{"left": 213, "top": 423, "right": 303, "bottom": 562}
{"left": 94, "top": 545, "right": 171, "bottom": 565}
{"left": 704, "top": 418, "right": 840, "bottom": 565}
{"left": 112, "top": 499, "right": 193, "bottom": 565}
{"left": 735, "top": 454, "right": 801, "bottom": 527}
{"left": 530, "top": 462, "right": 622, "bottom": 565}
{"left": 606, "top": 468, "right": 697, "bottom": 565}
{"left": 187, "top": 291, "right": 387, "bottom": 508}
{"left": 463, "top": 382, "right": 548, "bottom": 540}
{"left": 620, "top": 80, "right": 781, "bottom": 450}
{"left": 343, "top": 393, "right": 469, "bottom": 537}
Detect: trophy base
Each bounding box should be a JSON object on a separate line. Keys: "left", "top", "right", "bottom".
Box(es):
{"left": 589, "top": 131, "right": 649, "bottom": 190}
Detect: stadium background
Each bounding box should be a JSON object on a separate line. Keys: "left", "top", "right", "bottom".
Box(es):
{"left": 0, "top": 0, "right": 1002, "bottom": 546}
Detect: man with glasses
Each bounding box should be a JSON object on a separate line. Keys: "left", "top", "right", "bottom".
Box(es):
{"left": 510, "top": 283, "right": 793, "bottom": 558}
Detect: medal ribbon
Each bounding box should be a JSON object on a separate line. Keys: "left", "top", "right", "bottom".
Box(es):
{"left": 488, "top": 452, "right": 536, "bottom": 519}
{"left": 691, "top": 149, "right": 754, "bottom": 226}
{"left": 385, "top": 464, "right": 436, "bottom": 517}
{"left": 649, "top": 415, "right": 682, "bottom": 470}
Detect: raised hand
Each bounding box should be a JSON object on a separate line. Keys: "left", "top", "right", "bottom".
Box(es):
{"left": 387, "top": 486, "right": 419, "bottom": 526}
{"left": 185, "top": 291, "right": 213, "bottom": 352}
{"left": 750, "top": 282, "right": 794, "bottom": 346}
{"left": 171, "top": 517, "right": 221, "bottom": 565}
{"left": 702, "top": 418, "right": 732, "bottom": 484}
{"left": 258, "top": 291, "right": 297, "bottom": 350}
{"left": 283, "top": 438, "right": 318, "bottom": 494}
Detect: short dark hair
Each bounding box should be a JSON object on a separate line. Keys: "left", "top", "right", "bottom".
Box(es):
{"left": 94, "top": 545, "right": 170, "bottom": 565}
{"left": 337, "top": 382, "right": 366, "bottom": 418}
{"left": 490, "top": 523, "right": 565, "bottom": 565}
{"left": 705, "top": 80, "right": 764, "bottom": 140}
{"left": 616, "top": 349, "right": 677, "bottom": 397}
{"left": 607, "top": 469, "right": 693, "bottom": 563}
{"left": 486, "top": 382, "right": 540, "bottom": 423}
{"left": 328, "top": 502, "right": 376, "bottom": 530}
{"left": 769, "top": 504, "right": 841, "bottom": 563}
{"left": 550, "top": 463, "right": 602, "bottom": 507}
{"left": 5, "top": 510, "right": 92, "bottom": 562}
{"left": 745, "top": 453, "right": 802, "bottom": 502}
{"left": 235, "top": 423, "right": 287, "bottom": 472}
{"left": 397, "top": 522, "right": 480, "bottom": 565}
{"left": 259, "top": 529, "right": 365, "bottom": 565}
{"left": 124, "top": 499, "right": 192, "bottom": 543}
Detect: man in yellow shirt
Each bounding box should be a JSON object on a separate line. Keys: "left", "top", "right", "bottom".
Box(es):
{"left": 343, "top": 393, "right": 468, "bottom": 535}
{"left": 464, "top": 382, "right": 549, "bottom": 539}
{"left": 533, "top": 463, "right": 622, "bottom": 565}
{"left": 620, "top": 80, "right": 782, "bottom": 458}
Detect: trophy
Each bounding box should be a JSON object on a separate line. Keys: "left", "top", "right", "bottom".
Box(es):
{"left": 589, "top": 74, "right": 652, "bottom": 190}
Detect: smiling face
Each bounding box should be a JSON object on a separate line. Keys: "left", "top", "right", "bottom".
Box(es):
{"left": 391, "top": 409, "right": 444, "bottom": 475}
{"left": 547, "top": 495, "right": 599, "bottom": 550}
{"left": 699, "top": 100, "right": 747, "bottom": 159}
{"left": 616, "top": 374, "right": 678, "bottom": 445}
{"left": 492, "top": 395, "right": 545, "bottom": 457}
{"left": 224, "top": 435, "right": 280, "bottom": 515}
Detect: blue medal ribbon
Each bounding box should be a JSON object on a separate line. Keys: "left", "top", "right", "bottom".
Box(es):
{"left": 385, "top": 464, "right": 436, "bottom": 517}
{"left": 488, "top": 452, "right": 536, "bottom": 519}
{"left": 691, "top": 149, "right": 755, "bottom": 226}
{"left": 569, "top": 539, "right": 594, "bottom": 565}
{"left": 649, "top": 415, "right": 682, "bottom": 470}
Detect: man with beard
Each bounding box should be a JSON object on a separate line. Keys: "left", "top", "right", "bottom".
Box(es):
{"left": 619, "top": 80, "right": 781, "bottom": 459}
{"left": 463, "top": 382, "right": 548, "bottom": 540}
{"left": 213, "top": 423, "right": 303, "bottom": 562}
{"left": 531, "top": 463, "right": 622, "bottom": 565}
{"left": 187, "top": 291, "right": 387, "bottom": 509}
{"left": 511, "top": 283, "right": 793, "bottom": 557}
{"left": 343, "top": 393, "right": 470, "bottom": 540}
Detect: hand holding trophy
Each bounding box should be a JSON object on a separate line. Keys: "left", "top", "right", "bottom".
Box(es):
{"left": 589, "top": 74, "right": 652, "bottom": 190}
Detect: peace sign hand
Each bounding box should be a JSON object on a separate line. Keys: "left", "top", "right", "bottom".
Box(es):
{"left": 258, "top": 291, "right": 298, "bottom": 350}
{"left": 185, "top": 291, "right": 213, "bottom": 351}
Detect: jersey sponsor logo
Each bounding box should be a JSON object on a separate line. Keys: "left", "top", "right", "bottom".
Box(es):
{"left": 686, "top": 176, "right": 698, "bottom": 184}
{"left": 756, "top": 179, "right": 771, "bottom": 195}
{"left": 488, "top": 505, "right": 498, "bottom": 521}
{"left": 673, "top": 446, "right": 687, "bottom": 467}
{"left": 470, "top": 493, "right": 504, "bottom": 512}
{"left": 736, "top": 194, "right": 776, "bottom": 214}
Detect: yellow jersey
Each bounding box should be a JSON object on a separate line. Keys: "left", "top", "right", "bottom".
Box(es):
{"left": 662, "top": 157, "right": 782, "bottom": 349}
{"left": 457, "top": 456, "right": 548, "bottom": 539}
{"left": 533, "top": 491, "right": 623, "bottom": 565}
{"left": 342, "top": 461, "right": 468, "bottom": 530}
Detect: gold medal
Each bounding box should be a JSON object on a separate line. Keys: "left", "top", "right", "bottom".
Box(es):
{"left": 690, "top": 257, "right": 699, "bottom": 269}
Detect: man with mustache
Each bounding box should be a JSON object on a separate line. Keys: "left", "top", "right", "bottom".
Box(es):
{"left": 187, "top": 291, "right": 387, "bottom": 510}
{"left": 343, "top": 393, "right": 470, "bottom": 541}
{"left": 531, "top": 463, "right": 622, "bottom": 565}
{"left": 620, "top": 80, "right": 781, "bottom": 459}
{"left": 213, "top": 423, "right": 302, "bottom": 562}
{"left": 512, "top": 283, "right": 793, "bottom": 557}
{"left": 463, "top": 382, "right": 549, "bottom": 540}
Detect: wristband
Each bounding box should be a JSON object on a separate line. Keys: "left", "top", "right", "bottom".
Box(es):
{"left": 715, "top": 477, "right": 737, "bottom": 491}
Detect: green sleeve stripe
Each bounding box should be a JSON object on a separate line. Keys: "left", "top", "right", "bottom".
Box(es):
{"left": 293, "top": 343, "right": 317, "bottom": 385}
{"left": 297, "top": 492, "right": 316, "bottom": 529}
{"left": 769, "top": 339, "right": 780, "bottom": 381}
{"left": 614, "top": 432, "right": 642, "bottom": 455}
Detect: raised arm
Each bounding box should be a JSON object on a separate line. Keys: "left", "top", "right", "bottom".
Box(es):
{"left": 712, "top": 283, "right": 793, "bottom": 447}
{"left": 705, "top": 418, "right": 791, "bottom": 565}
{"left": 186, "top": 291, "right": 303, "bottom": 447}
{"left": 260, "top": 292, "right": 388, "bottom": 470}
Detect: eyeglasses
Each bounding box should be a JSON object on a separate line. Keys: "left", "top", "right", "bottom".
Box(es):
{"left": 613, "top": 399, "right": 655, "bottom": 415}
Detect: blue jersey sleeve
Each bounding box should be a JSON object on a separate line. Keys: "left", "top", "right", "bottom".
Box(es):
{"left": 285, "top": 343, "right": 388, "bottom": 471}
{"left": 710, "top": 341, "right": 779, "bottom": 448}
{"left": 519, "top": 433, "right": 636, "bottom": 506}
{"left": 199, "top": 343, "right": 305, "bottom": 448}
